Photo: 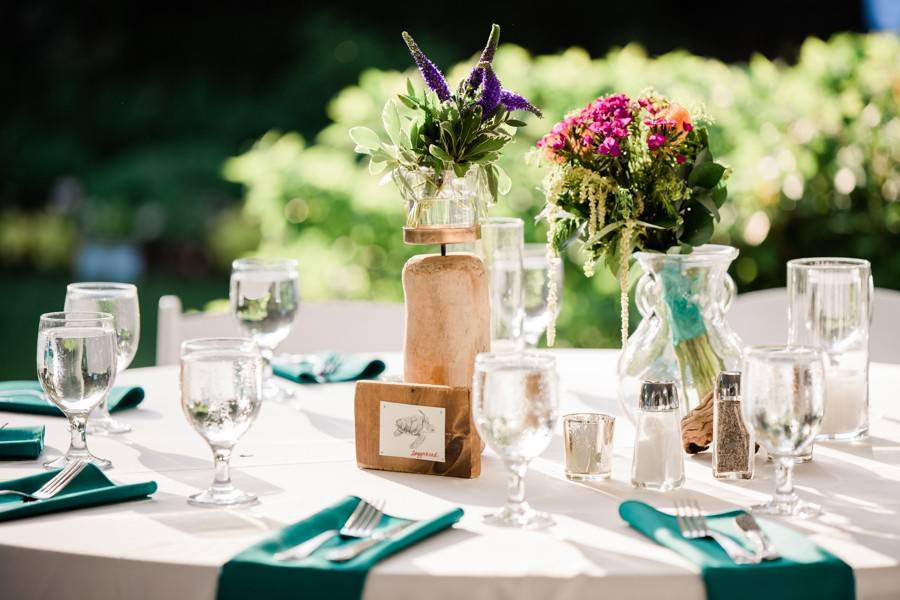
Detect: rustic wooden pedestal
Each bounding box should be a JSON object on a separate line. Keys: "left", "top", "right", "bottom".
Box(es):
{"left": 353, "top": 248, "right": 490, "bottom": 479}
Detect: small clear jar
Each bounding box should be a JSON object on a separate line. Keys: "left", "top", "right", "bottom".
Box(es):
{"left": 712, "top": 372, "right": 754, "bottom": 480}
{"left": 395, "top": 166, "right": 489, "bottom": 230}
{"left": 631, "top": 381, "right": 684, "bottom": 491}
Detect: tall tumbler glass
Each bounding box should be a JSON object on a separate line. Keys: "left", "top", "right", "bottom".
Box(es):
{"left": 476, "top": 218, "right": 524, "bottom": 353}
{"left": 742, "top": 346, "right": 824, "bottom": 518}
{"left": 472, "top": 352, "right": 558, "bottom": 529}
{"left": 65, "top": 283, "right": 140, "bottom": 435}
{"left": 522, "top": 244, "right": 563, "bottom": 348}
{"left": 230, "top": 258, "right": 300, "bottom": 402}
{"left": 180, "top": 338, "right": 263, "bottom": 507}
{"left": 788, "top": 258, "right": 872, "bottom": 441}
{"left": 37, "top": 311, "right": 117, "bottom": 469}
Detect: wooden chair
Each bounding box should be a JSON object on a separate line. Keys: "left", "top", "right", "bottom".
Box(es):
{"left": 155, "top": 295, "right": 404, "bottom": 366}
{"left": 728, "top": 287, "right": 900, "bottom": 364}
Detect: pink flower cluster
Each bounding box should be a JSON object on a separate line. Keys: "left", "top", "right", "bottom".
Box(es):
{"left": 537, "top": 93, "right": 696, "bottom": 163}
{"left": 537, "top": 93, "right": 638, "bottom": 160}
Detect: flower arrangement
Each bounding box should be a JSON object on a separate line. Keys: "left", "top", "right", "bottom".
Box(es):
{"left": 537, "top": 92, "right": 729, "bottom": 395}
{"left": 350, "top": 24, "right": 541, "bottom": 226}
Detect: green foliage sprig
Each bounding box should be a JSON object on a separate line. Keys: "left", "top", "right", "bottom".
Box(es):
{"left": 350, "top": 24, "right": 541, "bottom": 205}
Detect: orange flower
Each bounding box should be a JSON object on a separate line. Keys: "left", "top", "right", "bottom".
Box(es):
{"left": 658, "top": 103, "right": 693, "bottom": 141}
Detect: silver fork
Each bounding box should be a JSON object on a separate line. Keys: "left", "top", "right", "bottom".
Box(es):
{"left": 312, "top": 354, "right": 341, "bottom": 383}
{"left": 675, "top": 499, "right": 758, "bottom": 564}
{"left": 274, "top": 497, "right": 385, "bottom": 561}
{"left": 0, "top": 460, "right": 89, "bottom": 502}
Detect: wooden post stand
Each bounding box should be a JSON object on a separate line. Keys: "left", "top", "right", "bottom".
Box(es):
{"left": 354, "top": 231, "right": 490, "bottom": 479}
{"left": 403, "top": 253, "right": 490, "bottom": 387}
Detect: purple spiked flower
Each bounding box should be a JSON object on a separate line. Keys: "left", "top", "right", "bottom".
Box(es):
{"left": 465, "top": 23, "right": 501, "bottom": 91}
{"left": 500, "top": 90, "right": 543, "bottom": 117}
{"left": 402, "top": 31, "right": 451, "bottom": 102}
{"left": 478, "top": 62, "right": 501, "bottom": 117}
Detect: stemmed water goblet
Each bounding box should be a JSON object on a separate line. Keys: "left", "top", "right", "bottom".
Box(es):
{"left": 472, "top": 352, "right": 558, "bottom": 528}
{"left": 742, "top": 345, "right": 825, "bottom": 518}
{"left": 230, "top": 258, "right": 300, "bottom": 401}
{"left": 37, "top": 311, "right": 117, "bottom": 469}
{"left": 180, "top": 338, "right": 263, "bottom": 507}
{"left": 64, "top": 282, "right": 140, "bottom": 434}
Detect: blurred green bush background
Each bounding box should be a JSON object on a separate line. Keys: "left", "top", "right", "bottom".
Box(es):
{"left": 224, "top": 33, "right": 900, "bottom": 348}
{"left": 1, "top": 4, "right": 897, "bottom": 378}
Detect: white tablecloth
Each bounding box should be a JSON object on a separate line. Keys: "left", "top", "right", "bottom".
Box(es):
{"left": 1, "top": 349, "right": 898, "bottom": 600}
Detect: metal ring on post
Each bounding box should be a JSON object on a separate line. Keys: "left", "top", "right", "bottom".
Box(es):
{"left": 403, "top": 225, "right": 480, "bottom": 245}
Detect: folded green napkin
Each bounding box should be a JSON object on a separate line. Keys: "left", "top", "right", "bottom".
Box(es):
{"left": 0, "top": 463, "right": 157, "bottom": 522}
{"left": 0, "top": 426, "right": 45, "bottom": 460}
{"left": 273, "top": 353, "right": 386, "bottom": 384}
{"left": 619, "top": 500, "right": 855, "bottom": 600}
{"left": 0, "top": 381, "right": 144, "bottom": 416}
{"left": 217, "top": 496, "right": 463, "bottom": 600}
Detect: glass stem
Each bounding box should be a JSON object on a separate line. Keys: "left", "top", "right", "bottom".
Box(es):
{"left": 505, "top": 459, "right": 528, "bottom": 513}
{"left": 774, "top": 456, "right": 798, "bottom": 507}
{"left": 69, "top": 415, "right": 88, "bottom": 455}
{"left": 259, "top": 347, "right": 274, "bottom": 381}
{"left": 213, "top": 447, "right": 233, "bottom": 491}
{"left": 94, "top": 389, "right": 113, "bottom": 420}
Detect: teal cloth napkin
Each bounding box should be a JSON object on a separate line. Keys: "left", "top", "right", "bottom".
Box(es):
{"left": 217, "top": 496, "right": 464, "bottom": 600}
{"left": 273, "top": 353, "right": 386, "bottom": 384}
{"left": 0, "top": 463, "right": 157, "bottom": 522}
{"left": 0, "top": 426, "right": 45, "bottom": 460}
{"left": 0, "top": 381, "right": 144, "bottom": 416}
{"left": 619, "top": 500, "right": 855, "bottom": 600}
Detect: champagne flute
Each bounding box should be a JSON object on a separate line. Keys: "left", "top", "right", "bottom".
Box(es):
{"left": 65, "top": 282, "right": 140, "bottom": 434}
{"left": 230, "top": 258, "right": 299, "bottom": 401}
{"left": 37, "top": 311, "right": 117, "bottom": 469}
{"left": 180, "top": 338, "right": 263, "bottom": 507}
{"left": 522, "top": 243, "right": 563, "bottom": 348}
{"left": 742, "top": 345, "right": 825, "bottom": 518}
{"left": 472, "top": 352, "right": 558, "bottom": 528}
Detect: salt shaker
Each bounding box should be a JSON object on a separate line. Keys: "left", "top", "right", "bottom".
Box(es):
{"left": 631, "top": 381, "right": 684, "bottom": 491}
{"left": 712, "top": 371, "right": 754, "bottom": 480}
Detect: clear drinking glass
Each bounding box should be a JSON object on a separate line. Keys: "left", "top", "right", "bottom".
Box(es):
{"left": 476, "top": 218, "right": 524, "bottom": 353}
{"left": 180, "top": 338, "right": 263, "bottom": 507}
{"left": 788, "top": 258, "right": 872, "bottom": 441}
{"left": 742, "top": 346, "right": 825, "bottom": 518}
{"left": 37, "top": 311, "right": 117, "bottom": 469}
{"left": 563, "top": 413, "right": 614, "bottom": 481}
{"left": 522, "top": 243, "right": 563, "bottom": 348}
{"left": 64, "top": 282, "right": 140, "bottom": 434}
{"left": 230, "top": 258, "right": 299, "bottom": 402}
{"left": 472, "top": 352, "right": 558, "bottom": 528}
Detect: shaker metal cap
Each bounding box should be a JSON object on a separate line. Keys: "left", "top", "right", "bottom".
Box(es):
{"left": 716, "top": 371, "right": 741, "bottom": 399}
{"left": 639, "top": 381, "right": 679, "bottom": 411}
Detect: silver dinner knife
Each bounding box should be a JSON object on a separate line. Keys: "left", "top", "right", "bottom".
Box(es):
{"left": 325, "top": 521, "right": 417, "bottom": 562}
{"left": 735, "top": 513, "right": 780, "bottom": 561}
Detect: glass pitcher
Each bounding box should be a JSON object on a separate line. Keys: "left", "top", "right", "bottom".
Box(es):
{"left": 617, "top": 245, "right": 743, "bottom": 423}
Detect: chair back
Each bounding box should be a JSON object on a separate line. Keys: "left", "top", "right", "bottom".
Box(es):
{"left": 729, "top": 287, "right": 900, "bottom": 364}
{"left": 156, "top": 295, "right": 404, "bottom": 366}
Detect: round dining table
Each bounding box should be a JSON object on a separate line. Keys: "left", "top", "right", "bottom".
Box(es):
{"left": 1, "top": 349, "right": 898, "bottom": 600}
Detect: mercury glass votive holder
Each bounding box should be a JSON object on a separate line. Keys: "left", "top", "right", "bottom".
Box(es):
{"left": 563, "top": 413, "right": 615, "bottom": 481}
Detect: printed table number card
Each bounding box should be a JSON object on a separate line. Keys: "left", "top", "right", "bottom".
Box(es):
{"left": 379, "top": 401, "right": 446, "bottom": 462}
{"left": 354, "top": 381, "right": 482, "bottom": 478}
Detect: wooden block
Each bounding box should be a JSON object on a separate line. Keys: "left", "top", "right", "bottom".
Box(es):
{"left": 354, "top": 380, "right": 481, "bottom": 478}
{"left": 402, "top": 253, "right": 490, "bottom": 388}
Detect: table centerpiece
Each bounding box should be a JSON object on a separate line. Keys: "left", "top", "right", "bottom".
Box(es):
{"left": 351, "top": 23, "right": 541, "bottom": 243}
{"left": 535, "top": 93, "right": 743, "bottom": 432}
{"left": 347, "top": 24, "right": 542, "bottom": 478}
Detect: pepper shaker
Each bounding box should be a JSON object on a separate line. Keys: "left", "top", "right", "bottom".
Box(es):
{"left": 631, "top": 381, "right": 685, "bottom": 491}
{"left": 712, "top": 371, "right": 754, "bottom": 480}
